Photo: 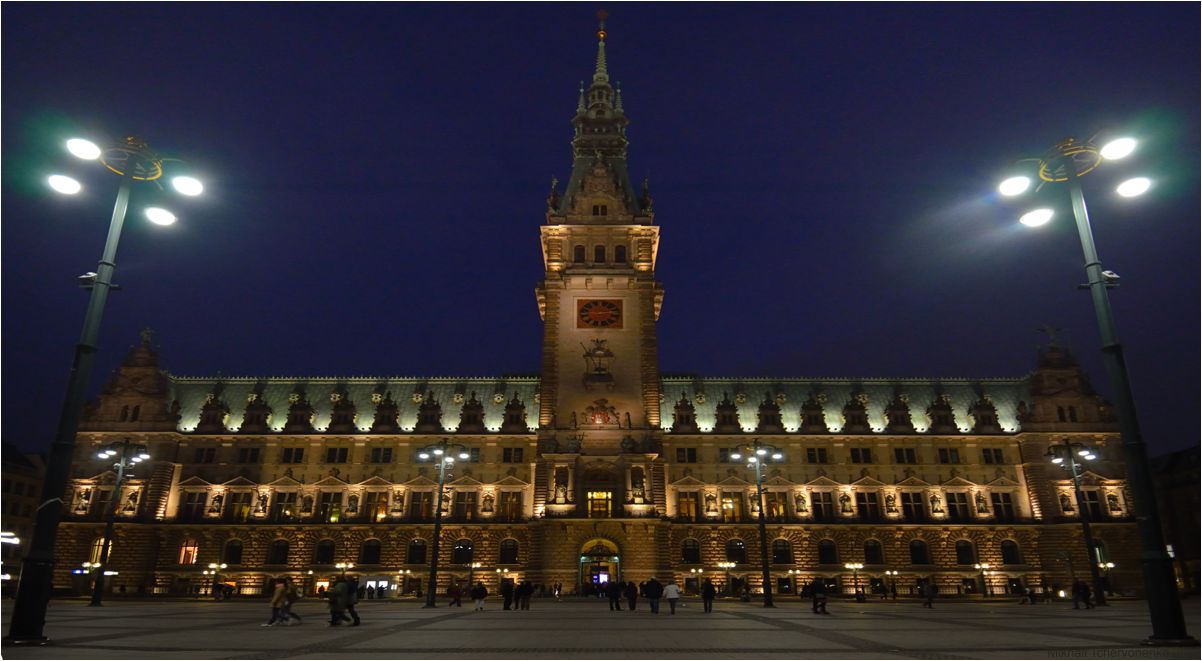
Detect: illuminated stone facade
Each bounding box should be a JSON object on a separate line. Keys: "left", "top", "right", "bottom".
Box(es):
{"left": 54, "top": 23, "right": 1141, "bottom": 599}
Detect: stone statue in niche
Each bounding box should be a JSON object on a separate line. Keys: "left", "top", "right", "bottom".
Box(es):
{"left": 347, "top": 495, "right": 359, "bottom": 514}
{"left": 209, "top": 494, "right": 224, "bottom": 513}
{"left": 123, "top": 490, "right": 139, "bottom": 513}
{"left": 482, "top": 493, "right": 495, "bottom": 513}
{"left": 440, "top": 491, "right": 451, "bottom": 513}
{"left": 839, "top": 493, "right": 852, "bottom": 513}
{"left": 630, "top": 467, "right": 645, "bottom": 502}
{"left": 749, "top": 494, "right": 761, "bottom": 514}
{"left": 565, "top": 435, "right": 582, "bottom": 454}
{"left": 392, "top": 492, "right": 405, "bottom": 512}
{"left": 794, "top": 492, "right": 808, "bottom": 513}
{"left": 929, "top": 493, "right": 944, "bottom": 514}
{"left": 975, "top": 492, "right": 989, "bottom": 512}
{"left": 257, "top": 493, "right": 269, "bottom": 513}
{"left": 885, "top": 493, "right": 897, "bottom": 513}
{"left": 553, "top": 467, "right": 570, "bottom": 504}
{"left": 1106, "top": 493, "right": 1121, "bottom": 512}
{"left": 1059, "top": 493, "right": 1074, "bottom": 512}
{"left": 704, "top": 493, "right": 718, "bottom": 515}
{"left": 302, "top": 495, "right": 314, "bottom": 514}
{"left": 75, "top": 488, "right": 92, "bottom": 514}
{"left": 620, "top": 435, "right": 637, "bottom": 453}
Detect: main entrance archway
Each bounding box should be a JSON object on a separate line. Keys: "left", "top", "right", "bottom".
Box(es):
{"left": 577, "top": 538, "right": 620, "bottom": 595}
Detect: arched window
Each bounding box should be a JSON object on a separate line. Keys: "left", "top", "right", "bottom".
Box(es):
{"left": 119, "top": 406, "right": 129, "bottom": 422}
{"left": 359, "top": 539, "right": 382, "bottom": 565}
{"left": 178, "top": 538, "right": 200, "bottom": 565}
{"left": 1068, "top": 406, "right": 1078, "bottom": 422}
{"left": 313, "top": 539, "right": 336, "bottom": 565}
{"left": 817, "top": 539, "right": 839, "bottom": 565}
{"left": 594, "top": 245, "right": 606, "bottom": 263}
{"left": 222, "top": 539, "right": 244, "bottom": 565}
{"left": 499, "top": 539, "right": 519, "bottom": 565}
{"left": 864, "top": 539, "right": 885, "bottom": 565}
{"left": 451, "top": 539, "right": 474, "bottom": 564}
{"left": 1057, "top": 406, "right": 1066, "bottom": 422}
{"left": 955, "top": 540, "right": 976, "bottom": 565}
{"left": 266, "top": 539, "right": 289, "bottom": 565}
{"left": 614, "top": 245, "right": 627, "bottom": 263}
{"left": 772, "top": 539, "right": 793, "bottom": 564}
{"left": 1000, "top": 540, "right": 1022, "bottom": 565}
{"left": 130, "top": 405, "right": 140, "bottom": 422}
{"left": 681, "top": 538, "right": 701, "bottom": 564}
{"left": 406, "top": 539, "right": 427, "bottom": 565}
{"left": 725, "top": 539, "right": 747, "bottom": 563}
{"left": 573, "top": 245, "right": 585, "bottom": 263}
{"left": 909, "top": 539, "right": 930, "bottom": 565}
{"left": 89, "top": 537, "right": 105, "bottom": 564}
{"left": 600, "top": 205, "right": 607, "bottom": 216}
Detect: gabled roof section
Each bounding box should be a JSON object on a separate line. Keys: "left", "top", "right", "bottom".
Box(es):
{"left": 221, "top": 476, "right": 259, "bottom": 487}
{"left": 805, "top": 476, "right": 843, "bottom": 488}
{"left": 941, "top": 476, "right": 978, "bottom": 487}
{"left": 896, "top": 475, "right": 932, "bottom": 487}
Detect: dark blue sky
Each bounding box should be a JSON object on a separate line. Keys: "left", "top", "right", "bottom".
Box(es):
{"left": 3, "top": 4, "right": 1198, "bottom": 453}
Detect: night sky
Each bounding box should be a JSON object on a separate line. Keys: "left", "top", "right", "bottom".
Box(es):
{"left": 2, "top": 5, "right": 1198, "bottom": 455}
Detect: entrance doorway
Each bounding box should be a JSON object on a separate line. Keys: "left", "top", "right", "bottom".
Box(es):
{"left": 577, "top": 538, "right": 620, "bottom": 595}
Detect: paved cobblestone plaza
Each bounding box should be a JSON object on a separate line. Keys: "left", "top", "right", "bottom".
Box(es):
{"left": 2, "top": 597, "right": 1198, "bottom": 659}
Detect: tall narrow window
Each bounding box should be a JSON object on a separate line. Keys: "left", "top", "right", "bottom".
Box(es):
{"left": 453, "top": 491, "right": 477, "bottom": 520}
{"left": 178, "top": 539, "right": 200, "bottom": 565}
{"left": 955, "top": 540, "right": 976, "bottom": 565}
{"left": 677, "top": 492, "right": 700, "bottom": 521}
{"left": 409, "top": 492, "right": 433, "bottom": 521}
{"left": 864, "top": 539, "right": 885, "bottom": 565}
{"left": 812, "top": 492, "right": 835, "bottom": 521}
{"left": 594, "top": 245, "right": 606, "bottom": 263}
{"left": 726, "top": 539, "right": 747, "bottom": 563}
{"left": 451, "top": 539, "right": 474, "bottom": 564}
{"left": 222, "top": 539, "right": 244, "bottom": 565}
{"left": 89, "top": 537, "right": 105, "bottom": 564}
{"left": 946, "top": 492, "right": 970, "bottom": 521}
{"left": 314, "top": 539, "right": 336, "bottom": 565}
{"left": 990, "top": 492, "right": 1015, "bottom": 522}
{"left": 498, "top": 492, "right": 523, "bottom": 522}
{"left": 681, "top": 538, "right": 701, "bottom": 564}
{"left": 614, "top": 245, "right": 627, "bottom": 263}
{"left": 1000, "top": 540, "right": 1023, "bottom": 565}
{"left": 772, "top": 539, "right": 793, "bottom": 564}
{"left": 406, "top": 539, "right": 427, "bottom": 564}
{"left": 765, "top": 492, "right": 788, "bottom": 521}
{"left": 499, "top": 539, "right": 520, "bottom": 564}
{"left": 587, "top": 491, "right": 612, "bottom": 518}
{"left": 901, "top": 492, "right": 924, "bottom": 520}
{"left": 358, "top": 539, "right": 382, "bottom": 564}
{"left": 909, "top": 540, "right": 930, "bottom": 565}
{"left": 817, "top": 539, "right": 839, "bottom": 565}
{"left": 573, "top": 245, "right": 585, "bottom": 263}
{"left": 266, "top": 539, "right": 289, "bottom": 565}
{"left": 721, "top": 492, "right": 744, "bottom": 522}
{"left": 856, "top": 492, "right": 881, "bottom": 521}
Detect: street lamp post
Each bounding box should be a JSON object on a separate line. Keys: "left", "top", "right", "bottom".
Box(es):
{"left": 844, "top": 563, "right": 864, "bottom": 601}
{"left": 467, "top": 561, "right": 482, "bottom": 588}
{"left": 728, "top": 440, "right": 783, "bottom": 608}
{"left": 1045, "top": 439, "right": 1107, "bottom": 606}
{"left": 974, "top": 563, "right": 992, "bottom": 597}
{"left": 6, "top": 135, "right": 202, "bottom": 645}
{"left": 335, "top": 562, "right": 354, "bottom": 579}
{"left": 88, "top": 440, "right": 149, "bottom": 606}
{"left": 884, "top": 569, "right": 899, "bottom": 600}
{"left": 997, "top": 136, "right": 1190, "bottom": 643}
{"left": 1100, "top": 562, "right": 1116, "bottom": 596}
{"left": 717, "top": 562, "right": 736, "bottom": 597}
{"left": 418, "top": 439, "right": 469, "bottom": 608}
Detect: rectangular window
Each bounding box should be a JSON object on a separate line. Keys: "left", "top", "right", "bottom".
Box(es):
{"left": 181, "top": 492, "right": 207, "bottom": 521}
{"left": 901, "top": 492, "right": 924, "bottom": 520}
{"left": 721, "top": 492, "right": 744, "bottom": 522}
{"left": 982, "top": 448, "right": 1004, "bottom": 465}
{"left": 502, "top": 447, "right": 525, "bottom": 463}
{"left": 193, "top": 447, "right": 216, "bottom": 464}
{"left": 236, "top": 447, "right": 260, "bottom": 464}
{"left": 850, "top": 448, "right": 873, "bottom": 464}
{"left": 991, "top": 492, "right": 1015, "bottom": 521}
{"left": 469, "top": 448, "right": 481, "bottom": 463}
{"left": 806, "top": 448, "right": 829, "bottom": 464}
{"left": 226, "top": 491, "right": 253, "bottom": 522}
{"left": 587, "top": 491, "right": 612, "bottom": 519}
{"left": 408, "top": 492, "right": 433, "bottom": 521}
{"left": 94, "top": 489, "right": 113, "bottom": 518}
{"left": 452, "top": 491, "right": 477, "bottom": 520}
{"left": 369, "top": 447, "right": 392, "bottom": 464}
{"left": 325, "top": 447, "right": 349, "bottom": 464}
{"left": 281, "top": 447, "right": 305, "bottom": 464}
{"left": 938, "top": 448, "right": 961, "bottom": 464}
{"left": 677, "top": 491, "right": 700, "bottom": 521}
{"left": 272, "top": 492, "right": 297, "bottom": 522}
{"left": 318, "top": 491, "right": 342, "bottom": 522}
{"left": 718, "top": 448, "right": 730, "bottom": 463}
{"left": 764, "top": 492, "right": 788, "bottom": 521}
{"left": 498, "top": 491, "right": 523, "bottom": 522}
{"left": 363, "top": 492, "right": 388, "bottom": 521}
{"left": 1082, "top": 490, "right": 1104, "bottom": 519}
{"left": 856, "top": 492, "right": 882, "bottom": 521}
{"left": 947, "top": 492, "right": 970, "bottom": 521}
{"left": 812, "top": 491, "right": 835, "bottom": 521}
{"left": 894, "top": 448, "right": 917, "bottom": 464}
{"left": 675, "top": 448, "right": 697, "bottom": 463}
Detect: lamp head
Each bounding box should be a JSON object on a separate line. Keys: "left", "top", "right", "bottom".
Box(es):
{"left": 998, "top": 175, "right": 1031, "bottom": 197}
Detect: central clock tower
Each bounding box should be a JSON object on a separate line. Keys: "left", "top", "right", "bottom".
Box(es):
{"left": 535, "top": 19, "right": 663, "bottom": 453}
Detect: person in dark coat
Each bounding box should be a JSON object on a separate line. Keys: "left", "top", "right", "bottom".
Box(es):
{"left": 518, "top": 581, "right": 533, "bottom": 610}
{"left": 810, "top": 578, "right": 829, "bottom": 614}
{"left": 606, "top": 580, "right": 624, "bottom": 611}
{"left": 922, "top": 581, "right": 936, "bottom": 609}
{"left": 501, "top": 580, "right": 515, "bottom": 610}
{"left": 624, "top": 581, "right": 638, "bottom": 611}
{"left": 645, "top": 577, "right": 664, "bottom": 614}
{"left": 470, "top": 581, "right": 488, "bottom": 611}
{"left": 328, "top": 578, "right": 350, "bottom": 626}
{"left": 345, "top": 577, "right": 362, "bottom": 625}
{"left": 448, "top": 582, "right": 463, "bottom": 608}
{"left": 701, "top": 578, "right": 717, "bottom": 613}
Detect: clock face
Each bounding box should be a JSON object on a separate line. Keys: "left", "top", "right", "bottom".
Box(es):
{"left": 577, "top": 299, "right": 623, "bottom": 329}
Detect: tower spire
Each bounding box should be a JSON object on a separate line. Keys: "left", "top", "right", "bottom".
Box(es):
{"left": 594, "top": 10, "right": 609, "bottom": 82}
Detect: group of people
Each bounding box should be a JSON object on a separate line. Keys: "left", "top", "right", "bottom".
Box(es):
{"left": 598, "top": 577, "right": 686, "bottom": 614}
{"left": 262, "top": 578, "right": 303, "bottom": 626}
{"left": 263, "top": 575, "right": 363, "bottom": 627}
{"left": 449, "top": 579, "right": 540, "bottom": 610}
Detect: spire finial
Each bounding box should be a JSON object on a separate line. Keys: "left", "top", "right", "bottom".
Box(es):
{"left": 593, "top": 10, "right": 609, "bottom": 80}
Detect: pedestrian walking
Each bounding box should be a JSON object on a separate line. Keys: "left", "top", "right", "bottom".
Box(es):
{"left": 606, "top": 580, "right": 623, "bottom": 611}
{"left": 810, "top": 578, "right": 829, "bottom": 614}
{"left": 645, "top": 576, "right": 663, "bottom": 614}
{"left": 279, "top": 578, "right": 302, "bottom": 625}
{"left": 624, "top": 580, "right": 638, "bottom": 611}
{"left": 345, "top": 577, "right": 362, "bottom": 625}
{"left": 263, "top": 579, "right": 287, "bottom": 627}
{"left": 890, "top": 583, "right": 897, "bottom": 601}
{"left": 702, "top": 578, "right": 716, "bottom": 613}
{"left": 554, "top": 582, "right": 562, "bottom": 601}
{"left": 501, "top": 580, "right": 515, "bottom": 610}
{"left": 470, "top": 581, "right": 488, "bottom": 611}
{"left": 664, "top": 578, "right": 682, "bottom": 614}
{"left": 367, "top": 585, "right": 375, "bottom": 600}
{"left": 448, "top": 582, "right": 463, "bottom": 608}
{"left": 519, "top": 581, "right": 533, "bottom": 610}
{"left": 921, "top": 581, "right": 936, "bottom": 609}
{"left": 327, "top": 578, "right": 349, "bottom": 626}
